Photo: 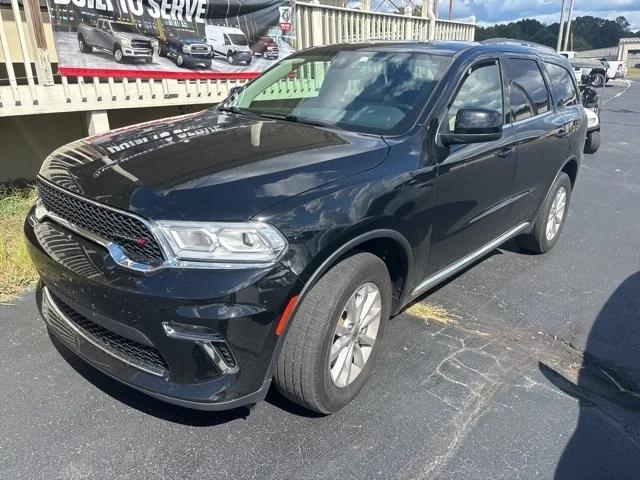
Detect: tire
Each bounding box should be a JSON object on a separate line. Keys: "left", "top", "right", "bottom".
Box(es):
{"left": 176, "top": 54, "right": 185, "bottom": 67}
{"left": 158, "top": 46, "right": 167, "bottom": 57}
{"left": 262, "top": 51, "right": 268, "bottom": 59}
{"left": 275, "top": 252, "right": 392, "bottom": 414}
{"left": 114, "top": 47, "right": 124, "bottom": 63}
{"left": 245, "top": 57, "right": 252, "bottom": 65}
{"left": 591, "top": 73, "right": 605, "bottom": 88}
{"left": 144, "top": 57, "right": 153, "bottom": 64}
{"left": 78, "top": 35, "right": 92, "bottom": 53}
{"left": 227, "top": 54, "right": 235, "bottom": 64}
{"left": 516, "top": 172, "right": 572, "bottom": 254}
{"left": 204, "top": 59, "right": 212, "bottom": 69}
{"left": 584, "top": 131, "right": 601, "bottom": 154}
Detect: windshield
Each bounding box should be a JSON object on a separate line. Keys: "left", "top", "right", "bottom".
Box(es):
{"left": 228, "top": 33, "right": 248, "bottom": 46}
{"left": 112, "top": 23, "right": 140, "bottom": 34}
{"left": 174, "top": 29, "right": 198, "bottom": 40}
{"left": 223, "top": 50, "right": 452, "bottom": 135}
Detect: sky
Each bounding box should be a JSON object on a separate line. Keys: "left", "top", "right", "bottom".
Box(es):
{"left": 433, "top": 0, "right": 640, "bottom": 30}
{"left": 364, "top": 0, "right": 640, "bottom": 30}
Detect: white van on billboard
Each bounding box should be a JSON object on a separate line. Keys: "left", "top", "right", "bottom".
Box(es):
{"left": 205, "top": 25, "right": 253, "bottom": 65}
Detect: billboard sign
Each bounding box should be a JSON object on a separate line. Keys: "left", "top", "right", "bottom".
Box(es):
{"left": 46, "top": 0, "right": 295, "bottom": 79}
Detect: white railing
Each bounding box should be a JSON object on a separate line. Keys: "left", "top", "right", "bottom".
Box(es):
{"left": 0, "top": 0, "right": 475, "bottom": 121}
{"left": 295, "top": 1, "right": 475, "bottom": 48}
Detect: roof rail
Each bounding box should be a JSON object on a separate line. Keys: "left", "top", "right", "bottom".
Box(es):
{"left": 479, "top": 38, "right": 556, "bottom": 53}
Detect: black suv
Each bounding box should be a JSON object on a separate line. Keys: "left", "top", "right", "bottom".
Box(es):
{"left": 25, "top": 41, "right": 586, "bottom": 414}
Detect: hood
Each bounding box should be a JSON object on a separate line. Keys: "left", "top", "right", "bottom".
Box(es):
{"left": 39, "top": 110, "right": 389, "bottom": 222}
{"left": 114, "top": 32, "right": 148, "bottom": 42}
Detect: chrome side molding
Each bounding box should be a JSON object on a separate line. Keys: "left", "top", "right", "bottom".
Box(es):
{"left": 410, "top": 222, "right": 530, "bottom": 300}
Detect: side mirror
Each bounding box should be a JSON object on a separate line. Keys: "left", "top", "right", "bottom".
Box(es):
{"left": 441, "top": 108, "right": 503, "bottom": 145}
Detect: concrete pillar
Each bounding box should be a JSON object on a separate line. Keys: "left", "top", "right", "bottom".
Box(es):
{"left": 86, "top": 110, "right": 110, "bottom": 136}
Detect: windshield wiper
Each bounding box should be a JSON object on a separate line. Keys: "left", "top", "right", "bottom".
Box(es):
{"left": 217, "top": 106, "right": 262, "bottom": 118}
{"left": 257, "top": 112, "right": 343, "bottom": 131}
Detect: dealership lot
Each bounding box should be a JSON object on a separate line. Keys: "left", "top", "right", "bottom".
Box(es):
{"left": 1, "top": 80, "right": 639, "bottom": 479}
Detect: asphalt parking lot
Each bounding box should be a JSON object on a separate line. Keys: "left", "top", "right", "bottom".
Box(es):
{"left": 1, "top": 80, "right": 639, "bottom": 479}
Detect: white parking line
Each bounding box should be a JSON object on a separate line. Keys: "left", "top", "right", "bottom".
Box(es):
{"left": 603, "top": 79, "right": 631, "bottom": 105}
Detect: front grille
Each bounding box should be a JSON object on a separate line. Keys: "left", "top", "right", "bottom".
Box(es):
{"left": 37, "top": 178, "right": 165, "bottom": 264}
{"left": 43, "top": 290, "right": 169, "bottom": 375}
{"left": 190, "top": 45, "right": 209, "bottom": 54}
{"left": 131, "top": 39, "right": 152, "bottom": 49}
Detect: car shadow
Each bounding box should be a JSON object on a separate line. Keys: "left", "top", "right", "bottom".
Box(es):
{"left": 538, "top": 272, "right": 640, "bottom": 478}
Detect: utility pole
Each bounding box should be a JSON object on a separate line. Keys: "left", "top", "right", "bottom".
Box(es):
{"left": 562, "top": 0, "right": 575, "bottom": 51}
{"left": 556, "top": 0, "right": 567, "bottom": 51}
{"left": 448, "top": 0, "right": 453, "bottom": 20}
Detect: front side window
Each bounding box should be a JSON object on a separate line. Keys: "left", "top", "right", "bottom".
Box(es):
{"left": 224, "top": 50, "right": 452, "bottom": 135}
{"left": 505, "top": 58, "right": 550, "bottom": 122}
{"left": 446, "top": 61, "right": 503, "bottom": 131}
{"left": 545, "top": 62, "right": 578, "bottom": 107}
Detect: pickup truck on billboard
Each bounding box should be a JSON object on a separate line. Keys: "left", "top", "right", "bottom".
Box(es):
{"left": 78, "top": 19, "right": 154, "bottom": 64}
{"left": 158, "top": 26, "right": 213, "bottom": 69}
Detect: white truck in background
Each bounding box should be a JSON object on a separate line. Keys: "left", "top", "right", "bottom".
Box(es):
{"left": 559, "top": 51, "right": 626, "bottom": 86}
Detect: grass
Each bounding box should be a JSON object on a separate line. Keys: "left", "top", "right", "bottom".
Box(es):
{"left": 0, "top": 188, "right": 38, "bottom": 303}
{"left": 627, "top": 67, "right": 640, "bottom": 79}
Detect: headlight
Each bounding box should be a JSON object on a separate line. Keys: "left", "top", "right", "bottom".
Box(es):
{"left": 182, "top": 44, "right": 191, "bottom": 53}
{"left": 120, "top": 38, "right": 131, "bottom": 47}
{"left": 156, "top": 221, "right": 287, "bottom": 265}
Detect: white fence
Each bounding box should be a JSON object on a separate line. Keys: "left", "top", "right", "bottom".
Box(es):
{"left": 0, "top": 0, "right": 475, "bottom": 121}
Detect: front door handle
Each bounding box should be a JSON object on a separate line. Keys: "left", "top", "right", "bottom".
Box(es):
{"left": 497, "top": 146, "right": 514, "bottom": 158}
{"left": 555, "top": 128, "right": 568, "bottom": 138}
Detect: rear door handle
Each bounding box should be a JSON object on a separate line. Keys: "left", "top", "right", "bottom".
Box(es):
{"left": 497, "top": 146, "right": 514, "bottom": 158}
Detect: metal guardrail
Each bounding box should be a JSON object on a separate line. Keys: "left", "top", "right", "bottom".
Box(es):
{"left": 0, "top": 0, "right": 475, "bottom": 120}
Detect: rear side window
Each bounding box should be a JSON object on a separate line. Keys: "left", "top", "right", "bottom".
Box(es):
{"left": 505, "top": 58, "right": 550, "bottom": 122}
{"left": 545, "top": 62, "right": 578, "bottom": 107}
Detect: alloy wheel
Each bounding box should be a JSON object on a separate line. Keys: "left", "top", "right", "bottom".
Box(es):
{"left": 329, "top": 282, "right": 381, "bottom": 388}
{"left": 546, "top": 186, "right": 567, "bottom": 241}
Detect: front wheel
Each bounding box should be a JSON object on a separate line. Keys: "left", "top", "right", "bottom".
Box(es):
{"left": 584, "top": 131, "right": 601, "bottom": 154}
{"left": 275, "top": 252, "right": 391, "bottom": 414}
{"left": 78, "top": 35, "right": 92, "bottom": 53}
{"left": 114, "top": 47, "right": 124, "bottom": 63}
{"left": 517, "top": 172, "right": 572, "bottom": 254}
{"left": 227, "top": 53, "right": 235, "bottom": 64}
{"left": 591, "top": 73, "right": 605, "bottom": 88}
{"left": 176, "top": 54, "right": 185, "bottom": 67}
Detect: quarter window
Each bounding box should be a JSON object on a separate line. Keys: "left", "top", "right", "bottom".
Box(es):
{"left": 446, "top": 61, "right": 503, "bottom": 131}
{"left": 505, "top": 58, "right": 550, "bottom": 122}
{"left": 545, "top": 62, "right": 578, "bottom": 107}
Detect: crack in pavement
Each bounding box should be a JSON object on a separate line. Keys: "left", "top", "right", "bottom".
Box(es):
{"left": 404, "top": 304, "right": 640, "bottom": 477}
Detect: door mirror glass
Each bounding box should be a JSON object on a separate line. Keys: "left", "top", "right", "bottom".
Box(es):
{"left": 441, "top": 108, "right": 503, "bottom": 145}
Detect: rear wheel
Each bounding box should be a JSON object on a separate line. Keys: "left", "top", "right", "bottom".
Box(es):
{"left": 584, "top": 131, "right": 601, "bottom": 154}
{"left": 517, "top": 172, "right": 572, "bottom": 254}
{"left": 275, "top": 252, "right": 391, "bottom": 414}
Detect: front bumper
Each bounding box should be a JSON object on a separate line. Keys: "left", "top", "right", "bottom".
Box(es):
{"left": 122, "top": 47, "right": 153, "bottom": 58}
{"left": 232, "top": 51, "right": 253, "bottom": 61}
{"left": 26, "top": 212, "right": 297, "bottom": 410}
